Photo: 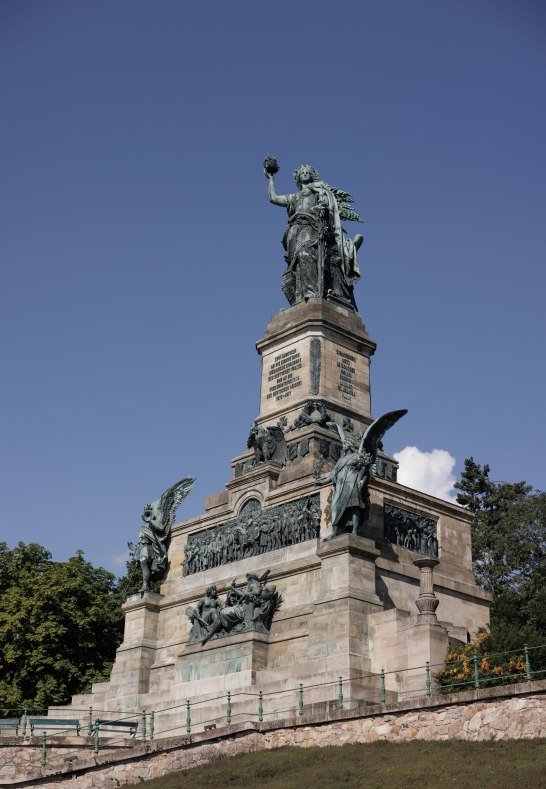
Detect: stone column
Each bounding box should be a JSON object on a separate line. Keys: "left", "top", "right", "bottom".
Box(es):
{"left": 306, "top": 534, "right": 383, "bottom": 702}
{"left": 105, "top": 592, "right": 162, "bottom": 703}
{"left": 413, "top": 557, "right": 440, "bottom": 624}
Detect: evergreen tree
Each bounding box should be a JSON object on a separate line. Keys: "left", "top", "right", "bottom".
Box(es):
{"left": 455, "top": 459, "right": 546, "bottom": 652}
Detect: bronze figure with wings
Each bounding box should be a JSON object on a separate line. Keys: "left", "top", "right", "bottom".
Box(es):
{"left": 137, "top": 476, "right": 195, "bottom": 594}
{"left": 316, "top": 410, "right": 407, "bottom": 539}
{"left": 247, "top": 421, "right": 288, "bottom": 466}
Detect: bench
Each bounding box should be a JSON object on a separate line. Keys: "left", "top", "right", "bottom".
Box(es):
{"left": 0, "top": 718, "right": 20, "bottom": 735}
{"left": 29, "top": 718, "right": 80, "bottom": 736}
{"left": 95, "top": 719, "right": 138, "bottom": 738}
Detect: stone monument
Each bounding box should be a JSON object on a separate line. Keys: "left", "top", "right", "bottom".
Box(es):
{"left": 62, "top": 159, "right": 491, "bottom": 728}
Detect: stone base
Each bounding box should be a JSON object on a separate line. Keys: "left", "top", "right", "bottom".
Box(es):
{"left": 177, "top": 631, "right": 270, "bottom": 688}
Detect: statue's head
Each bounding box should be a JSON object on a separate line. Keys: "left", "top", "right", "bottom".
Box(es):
{"left": 294, "top": 164, "right": 319, "bottom": 188}
{"left": 206, "top": 585, "right": 217, "bottom": 598}
{"left": 142, "top": 502, "right": 161, "bottom": 525}
{"left": 226, "top": 588, "right": 238, "bottom": 604}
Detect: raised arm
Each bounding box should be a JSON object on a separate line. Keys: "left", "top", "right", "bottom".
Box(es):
{"left": 266, "top": 173, "right": 289, "bottom": 207}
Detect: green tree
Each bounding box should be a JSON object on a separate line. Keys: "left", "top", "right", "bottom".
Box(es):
{"left": 0, "top": 543, "right": 126, "bottom": 713}
{"left": 454, "top": 459, "right": 546, "bottom": 653}
{"left": 115, "top": 542, "right": 144, "bottom": 600}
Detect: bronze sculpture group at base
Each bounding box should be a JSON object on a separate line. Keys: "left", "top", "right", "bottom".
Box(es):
{"left": 185, "top": 571, "right": 282, "bottom": 646}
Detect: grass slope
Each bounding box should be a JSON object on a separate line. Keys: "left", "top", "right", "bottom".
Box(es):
{"left": 131, "top": 739, "right": 546, "bottom": 788}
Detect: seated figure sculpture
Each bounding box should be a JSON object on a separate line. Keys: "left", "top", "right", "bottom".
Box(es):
{"left": 186, "top": 571, "right": 282, "bottom": 646}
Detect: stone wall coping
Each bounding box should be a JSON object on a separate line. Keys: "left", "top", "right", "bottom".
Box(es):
{"left": 375, "top": 478, "right": 473, "bottom": 520}
{"left": 5, "top": 680, "right": 546, "bottom": 787}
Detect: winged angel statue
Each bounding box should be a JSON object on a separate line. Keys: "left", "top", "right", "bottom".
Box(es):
{"left": 316, "top": 410, "right": 407, "bottom": 539}
{"left": 136, "top": 477, "right": 195, "bottom": 594}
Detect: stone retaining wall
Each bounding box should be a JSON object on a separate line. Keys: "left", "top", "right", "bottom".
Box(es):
{"left": 3, "top": 681, "right": 545, "bottom": 788}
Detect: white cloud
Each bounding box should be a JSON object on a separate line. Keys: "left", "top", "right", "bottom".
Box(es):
{"left": 392, "top": 446, "right": 457, "bottom": 503}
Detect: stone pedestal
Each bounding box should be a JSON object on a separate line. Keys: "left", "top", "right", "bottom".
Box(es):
{"left": 63, "top": 299, "right": 491, "bottom": 726}
{"left": 306, "top": 536, "right": 382, "bottom": 686}
{"left": 175, "top": 631, "right": 269, "bottom": 694}
{"left": 402, "top": 620, "right": 450, "bottom": 695}
{"left": 105, "top": 592, "right": 162, "bottom": 703}
{"left": 255, "top": 299, "right": 376, "bottom": 431}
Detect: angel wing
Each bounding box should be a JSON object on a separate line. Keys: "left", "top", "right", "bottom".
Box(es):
{"left": 359, "top": 410, "right": 408, "bottom": 458}
{"left": 327, "top": 421, "right": 345, "bottom": 442}
{"left": 266, "top": 426, "right": 288, "bottom": 466}
{"left": 158, "top": 477, "right": 196, "bottom": 528}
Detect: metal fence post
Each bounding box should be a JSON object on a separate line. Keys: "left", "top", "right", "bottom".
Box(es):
{"left": 380, "top": 670, "right": 386, "bottom": 703}
{"left": 141, "top": 711, "right": 147, "bottom": 743}
{"left": 298, "top": 684, "right": 303, "bottom": 716}
{"left": 186, "top": 700, "right": 191, "bottom": 735}
{"left": 150, "top": 711, "right": 155, "bottom": 740}
{"left": 258, "top": 691, "right": 263, "bottom": 723}
{"left": 226, "top": 691, "right": 232, "bottom": 725}
{"left": 93, "top": 720, "right": 100, "bottom": 754}
{"left": 425, "top": 661, "right": 431, "bottom": 696}
{"left": 338, "top": 677, "right": 344, "bottom": 710}
{"left": 524, "top": 644, "right": 532, "bottom": 682}
{"left": 473, "top": 655, "right": 480, "bottom": 689}
{"left": 22, "top": 707, "right": 28, "bottom": 738}
{"left": 41, "top": 733, "right": 47, "bottom": 768}
{"left": 88, "top": 705, "right": 93, "bottom": 736}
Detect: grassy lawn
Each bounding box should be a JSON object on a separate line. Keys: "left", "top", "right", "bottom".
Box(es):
{"left": 130, "top": 739, "right": 546, "bottom": 788}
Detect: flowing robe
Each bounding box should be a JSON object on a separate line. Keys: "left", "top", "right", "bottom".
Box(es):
{"left": 323, "top": 450, "right": 368, "bottom": 529}
{"left": 282, "top": 181, "right": 360, "bottom": 307}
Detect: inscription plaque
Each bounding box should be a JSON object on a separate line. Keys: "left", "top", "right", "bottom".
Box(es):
{"left": 336, "top": 349, "right": 357, "bottom": 401}
{"left": 267, "top": 348, "right": 303, "bottom": 401}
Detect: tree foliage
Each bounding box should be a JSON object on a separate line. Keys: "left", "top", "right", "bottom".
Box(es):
{"left": 436, "top": 630, "right": 527, "bottom": 692}
{"left": 0, "top": 543, "right": 126, "bottom": 713}
{"left": 454, "top": 458, "right": 546, "bottom": 652}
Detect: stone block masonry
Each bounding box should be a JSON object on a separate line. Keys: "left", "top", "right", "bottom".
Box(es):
{"left": 3, "top": 681, "right": 545, "bottom": 787}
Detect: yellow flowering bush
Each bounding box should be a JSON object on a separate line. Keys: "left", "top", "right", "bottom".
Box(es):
{"left": 436, "top": 630, "right": 527, "bottom": 693}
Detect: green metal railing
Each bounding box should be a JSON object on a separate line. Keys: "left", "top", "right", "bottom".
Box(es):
{"left": 3, "top": 641, "right": 545, "bottom": 768}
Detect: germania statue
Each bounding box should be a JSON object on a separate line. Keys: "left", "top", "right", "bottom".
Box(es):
{"left": 264, "top": 156, "right": 363, "bottom": 311}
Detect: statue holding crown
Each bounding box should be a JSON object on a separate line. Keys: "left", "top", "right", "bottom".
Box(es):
{"left": 264, "top": 157, "right": 363, "bottom": 310}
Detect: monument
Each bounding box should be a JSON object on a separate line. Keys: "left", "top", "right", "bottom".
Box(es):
{"left": 63, "top": 159, "right": 491, "bottom": 728}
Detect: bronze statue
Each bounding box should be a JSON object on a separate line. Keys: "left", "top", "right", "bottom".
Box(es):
{"left": 247, "top": 420, "right": 288, "bottom": 465}
{"left": 186, "top": 571, "right": 283, "bottom": 646}
{"left": 136, "top": 476, "right": 195, "bottom": 594}
{"left": 316, "top": 411, "right": 407, "bottom": 539}
{"left": 264, "top": 157, "right": 363, "bottom": 310}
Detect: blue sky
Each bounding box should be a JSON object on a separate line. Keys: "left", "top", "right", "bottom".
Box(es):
{"left": 1, "top": 0, "right": 545, "bottom": 572}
